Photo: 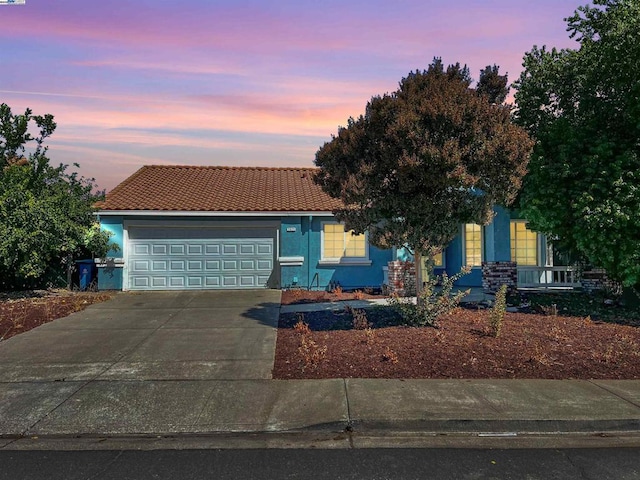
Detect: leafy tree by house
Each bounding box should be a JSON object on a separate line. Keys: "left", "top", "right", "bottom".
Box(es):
{"left": 0, "top": 103, "right": 113, "bottom": 290}
{"left": 314, "top": 58, "right": 533, "bottom": 287}
{"left": 513, "top": 0, "right": 640, "bottom": 286}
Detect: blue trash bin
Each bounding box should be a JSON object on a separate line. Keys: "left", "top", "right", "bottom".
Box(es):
{"left": 77, "top": 260, "right": 95, "bottom": 291}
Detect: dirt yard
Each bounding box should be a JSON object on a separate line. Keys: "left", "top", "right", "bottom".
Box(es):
{"left": 274, "top": 290, "right": 640, "bottom": 380}
{"left": 0, "top": 290, "right": 113, "bottom": 341}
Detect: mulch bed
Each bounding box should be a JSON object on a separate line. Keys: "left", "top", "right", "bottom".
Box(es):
{"left": 280, "top": 288, "right": 384, "bottom": 305}
{"left": 0, "top": 291, "right": 114, "bottom": 341}
{"left": 273, "top": 306, "right": 640, "bottom": 380}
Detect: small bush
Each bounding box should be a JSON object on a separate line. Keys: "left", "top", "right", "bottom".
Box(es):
{"left": 381, "top": 346, "right": 399, "bottom": 364}
{"left": 293, "top": 312, "right": 311, "bottom": 334}
{"left": 489, "top": 284, "right": 508, "bottom": 337}
{"left": 353, "top": 290, "right": 365, "bottom": 300}
{"left": 293, "top": 313, "right": 327, "bottom": 371}
{"left": 298, "top": 335, "right": 327, "bottom": 372}
{"left": 346, "top": 306, "right": 370, "bottom": 330}
{"left": 345, "top": 306, "right": 376, "bottom": 344}
{"left": 387, "top": 267, "right": 470, "bottom": 327}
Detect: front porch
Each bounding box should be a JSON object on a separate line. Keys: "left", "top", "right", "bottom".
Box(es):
{"left": 516, "top": 265, "right": 580, "bottom": 289}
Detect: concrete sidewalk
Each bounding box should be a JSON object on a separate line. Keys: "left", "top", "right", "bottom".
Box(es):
{"left": 2, "top": 378, "right": 640, "bottom": 439}
{"left": 280, "top": 287, "right": 490, "bottom": 314}
{"left": 1, "top": 291, "right": 640, "bottom": 449}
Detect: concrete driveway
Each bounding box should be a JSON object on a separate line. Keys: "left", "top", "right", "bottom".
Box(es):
{"left": 0, "top": 290, "right": 309, "bottom": 437}
{"left": 0, "top": 289, "right": 282, "bottom": 383}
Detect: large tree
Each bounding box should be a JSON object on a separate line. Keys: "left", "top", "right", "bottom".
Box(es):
{"left": 0, "top": 103, "right": 113, "bottom": 289}
{"left": 513, "top": 0, "right": 640, "bottom": 286}
{"left": 314, "top": 58, "right": 533, "bottom": 287}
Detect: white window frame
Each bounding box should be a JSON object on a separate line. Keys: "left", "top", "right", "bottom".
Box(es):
{"left": 319, "top": 222, "right": 371, "bottom": 266}
{"left": 462, "top": 223, "right": 483, "bottom": 268}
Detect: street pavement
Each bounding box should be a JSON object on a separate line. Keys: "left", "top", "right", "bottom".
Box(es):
{"left": 1, "top": 290, "right": 640, "bottom": 450}
{"left": 3, "top": 447, "right": 640, "bottom": 480}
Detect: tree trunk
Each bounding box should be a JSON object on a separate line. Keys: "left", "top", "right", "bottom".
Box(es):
{"left": 415, "top": 251, "right": 423, "bottom": 305}
{"left": 66, "top": 254, "right": 73, "bottom": 291}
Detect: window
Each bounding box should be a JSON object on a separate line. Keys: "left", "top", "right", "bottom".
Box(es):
{"left": 511, "top": 221, "right": 538, "bottom": 266}
{"left": 464, "top": 224, "right": 482, "bottom": 267}
{"left": 420, "top": 251, "right": 445, "bottom": 283}
{"left": 421, "top": 251, "right": 444, "bottom": 269}
{"left": 321, "top": 223, "right": 369, "bottom": 264}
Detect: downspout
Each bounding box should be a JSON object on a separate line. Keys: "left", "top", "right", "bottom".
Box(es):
{"left": 308, "top": 215, "right": 313, "bottom": 290}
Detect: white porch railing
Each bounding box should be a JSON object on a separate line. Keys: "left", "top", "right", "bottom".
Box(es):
{"left": 517, "top": 265, "right": 580, "bottom": 289}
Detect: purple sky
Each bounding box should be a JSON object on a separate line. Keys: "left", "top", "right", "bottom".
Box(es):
{"left": 0, "top": 0, "right": 580, "bottom": 191}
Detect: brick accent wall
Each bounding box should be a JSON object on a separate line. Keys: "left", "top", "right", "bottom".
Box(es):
{"left": 387, "top": 260, "right": 416, "bottom": 296}
{"left": 581, "top": 268, "right": 622, "bottom": 294}
{"left": 482, "top": 261, "right": 517, "bottom": 294}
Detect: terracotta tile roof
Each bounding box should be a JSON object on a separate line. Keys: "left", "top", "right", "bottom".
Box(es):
{"left": 95, "top": 165, "right": 343, "bottom": 212}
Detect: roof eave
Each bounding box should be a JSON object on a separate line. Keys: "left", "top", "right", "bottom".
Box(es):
{"left": 94, "top": 210, "right": 336, "bottom": 217}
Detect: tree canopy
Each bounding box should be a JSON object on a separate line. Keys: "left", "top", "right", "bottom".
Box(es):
{"left": 314, "top": 58, "right": 533, "bottom": 266}
{"left": 513, "top": 0, "right": 640, "bottom": 286}
{"left": 0, "top": 103, "right": 113, "bottom": 290}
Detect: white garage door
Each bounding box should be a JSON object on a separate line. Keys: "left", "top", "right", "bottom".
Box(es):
{"left": 127, "top": 227, "right": 275, "bottom": 290}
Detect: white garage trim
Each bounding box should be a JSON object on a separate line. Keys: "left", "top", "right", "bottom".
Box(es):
{"left": 123, "top": 222, "right": 278, "bottom": 291}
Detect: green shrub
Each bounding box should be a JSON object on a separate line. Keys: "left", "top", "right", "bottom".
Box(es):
{"left": 387, "top": 267, "right": 470, "bottom": 327}
{"left": 489, "top": 284, "right": 508, "bottom": 337}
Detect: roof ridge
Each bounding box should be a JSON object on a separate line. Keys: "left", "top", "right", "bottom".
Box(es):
{"left": 143, "top": 165, "right": 319, "bottom": 171}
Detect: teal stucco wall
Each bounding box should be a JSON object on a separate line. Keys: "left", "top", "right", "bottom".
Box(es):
{"left": 280, "top": 215, "right": 393, "bottom": 290}
{"left": 99, "top": 216, "right": 124, "bottom": 258}
{"left": 395, "top": 206, "right": 514, "bottom": 288}
{"left": 97, "top": 216, "right": 124, "bottom": 290}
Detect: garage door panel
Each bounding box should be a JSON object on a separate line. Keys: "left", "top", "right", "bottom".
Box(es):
{"left": 205, "top": 245, "right": 220, "bottom": 255}
{"left": 222, "top": 260, "right": 237, "bottom": 271}
{"left": 170, "top": 244, "right": 185, "bottom": 255}
{"left": 170, "top": 260, "right": 185, "bottom": 271}
{"left": 257, "top": 260, "right": 272, "bottom": 270}
{"left": 240, "top": 276, "right": 258, "bottom": 286}
{"left": 152, "top": 260, "right": 167, "bottom": 271}
{"left": 188, "top": 260, "right": 203, "bottom": 270}
{"left": 134, "top": 245, "right": 150, "bottom": 255}
{"left": 205, "top": 260, "right": 220, "bottom": 270}
{"left": 257, "top": 244, "right": 272, "bottom": 255}
{"left": 133, "top": 260, "right": 150, "bottom": 271}
{"left": 223, "top": 277, "right": 237, "bottom": 286}
{"left": 127, "top": 228, "right": 275, "bottom": 291}
{"left": 223, "top": 244, "right": 237, "bottom": 255}
{"left": 152, "top": 245, "right": 167, "bottom": 255}
{"left": 133, "top": 277, "right": 150, "bottom": 288}
{"left": 152, "top": 277, "right": 167, "bottom": 288}
{"left": 240, "top": 260, "right": 255, "bottom": 270}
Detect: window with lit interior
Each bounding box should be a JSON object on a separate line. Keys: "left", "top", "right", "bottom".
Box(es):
{"left": 464, "top": 224, "right": 482, "bottom": 267}
{"left": 321, "top": 223, "right": 369, "bottom": 264}
{"left": 510, "top": 221, "right": 538, "bottom": 266}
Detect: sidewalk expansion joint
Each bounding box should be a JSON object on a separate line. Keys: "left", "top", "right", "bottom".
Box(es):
{"left": 588, "top": 380, "right": 640, "bottom": 410}
{"left": 342, "top": 379, "right": 355, "bottom": 448}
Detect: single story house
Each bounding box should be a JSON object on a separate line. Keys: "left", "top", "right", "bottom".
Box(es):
{"left": 95, "top": 165, "right": 560, "bottom": 292}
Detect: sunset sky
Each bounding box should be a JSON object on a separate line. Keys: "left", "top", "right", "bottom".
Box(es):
{"left": 0, "top": 0, "right": 580, "bottom": 191}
